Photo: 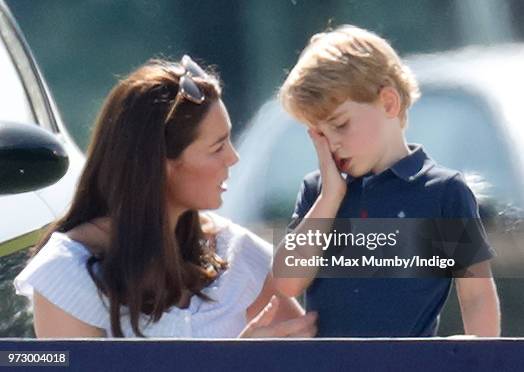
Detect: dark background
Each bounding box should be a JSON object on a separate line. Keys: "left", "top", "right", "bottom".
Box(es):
{"left": 7, "top": 0, "right": 524, "bottom": 149}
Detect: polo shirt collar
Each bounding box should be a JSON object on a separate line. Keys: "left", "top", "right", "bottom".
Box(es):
{"left": 390, "top": 143, "right": 435, "bottom": 181}
{"left": 344, "top": 143, "right": 435, "bottom": 183}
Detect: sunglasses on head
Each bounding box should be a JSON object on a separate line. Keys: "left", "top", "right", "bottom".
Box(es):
{"left": 165, "top": 55, "right": 208, "bottom": 122}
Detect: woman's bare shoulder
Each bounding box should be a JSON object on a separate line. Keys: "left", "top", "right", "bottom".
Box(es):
{"left": 64, "top": 218, "right": 110, "bottom": 257}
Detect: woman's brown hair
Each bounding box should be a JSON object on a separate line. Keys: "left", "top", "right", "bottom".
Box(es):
{"left": 31, "top": 58, "right": 227, "bottom": 337}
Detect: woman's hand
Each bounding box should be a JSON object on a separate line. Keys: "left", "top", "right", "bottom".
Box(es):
{"left": 239, "top": 296, "right": 317, "bottom": 338}
{"left": 308, "top": 129, "right": 346, "bottom": 204}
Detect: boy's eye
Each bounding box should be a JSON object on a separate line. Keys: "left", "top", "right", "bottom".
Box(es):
{"left": 335, "top": 122, "right": 348, "bottom": 130}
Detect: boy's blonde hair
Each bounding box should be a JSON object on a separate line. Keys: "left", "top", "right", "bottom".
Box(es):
{"left": 279, "top": 25, "right": 420, "bottom": 127}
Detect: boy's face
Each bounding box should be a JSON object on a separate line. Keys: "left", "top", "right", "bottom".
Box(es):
{"left": 315, "top": 97, "right": 394, "bottom": 177}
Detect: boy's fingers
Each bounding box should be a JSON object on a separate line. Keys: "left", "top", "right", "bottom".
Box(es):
{"left": 307, "top": 128, "right": 324, "bottom": 146}
{"left": 307, "top": 129, "right": 344, "bottom": 189}
{"left": 307, "top": 129, "right": 322, "bottom": 150}
{"left": 308, "top": 130, "right": 331, "bottom": 160}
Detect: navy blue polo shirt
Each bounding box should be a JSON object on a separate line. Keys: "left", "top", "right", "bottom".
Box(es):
{"left": 288, "top": 143, "right": 496, "bottom": 337}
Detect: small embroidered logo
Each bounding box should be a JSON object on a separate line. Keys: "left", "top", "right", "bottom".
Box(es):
{"left": 397, "top": 211, "right": 406, "bottom": 218}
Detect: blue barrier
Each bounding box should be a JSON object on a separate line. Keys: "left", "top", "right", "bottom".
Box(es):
{"left": 0, "top": 338, "right": 522, "bottom": 371}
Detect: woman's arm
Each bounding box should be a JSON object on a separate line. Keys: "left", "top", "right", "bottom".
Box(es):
{"left": 240, "top": 272, "right": 317, "bottom": 338}
{"left": 240, "top": 296, "right": 317, "bottom": 338}
{"left": 33, "top": 290, "right": 106, "bottom": 338}
{"left": 247, "top": 272, "right": 304, "bottom": 323}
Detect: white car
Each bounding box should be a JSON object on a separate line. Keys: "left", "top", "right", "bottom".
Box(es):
{"left": 0, "top": 1, "right": 84, "bottom": 336}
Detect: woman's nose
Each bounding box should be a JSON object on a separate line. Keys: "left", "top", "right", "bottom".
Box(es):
{"left": 226, "top": 142, "right": 240, "bottom": 166}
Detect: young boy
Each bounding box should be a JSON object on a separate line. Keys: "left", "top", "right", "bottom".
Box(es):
{"left": 273, "top": 25, "right": 500, "bottom": 337}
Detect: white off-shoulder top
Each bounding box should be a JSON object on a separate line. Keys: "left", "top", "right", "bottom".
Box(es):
{"left": 13, "top": 213, "right": 273, "bottom": 338}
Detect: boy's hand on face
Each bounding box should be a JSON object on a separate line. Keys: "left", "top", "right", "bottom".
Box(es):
{"left": 272, "top": 128, "right": 348, "bottom": 298}
{"left": 308, "top": 128, "right": 347, "bottom": 204}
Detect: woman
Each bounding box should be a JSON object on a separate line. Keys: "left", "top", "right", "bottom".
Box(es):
{"left": 13, "top": 55, "right": 317, "bottom": 338}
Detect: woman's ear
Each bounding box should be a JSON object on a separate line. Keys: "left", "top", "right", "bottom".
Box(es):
{"left": 378, "top": 86, "right": 401, "bottom": 119}
{"left": 165, "top": 158, "right": 179, "bottom": 182}
{"left": 164, "top": 159, "right": 179, "bottom": 203}
{"left": 165, "top": 157, "right": 182, "bottom": 175}
{"left": 165, "top": 159, "right": 173, "bottom": 178}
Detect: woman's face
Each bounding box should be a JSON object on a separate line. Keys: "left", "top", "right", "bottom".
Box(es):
{"left": 166, "top": 99, "right": 239, "bottom": 212}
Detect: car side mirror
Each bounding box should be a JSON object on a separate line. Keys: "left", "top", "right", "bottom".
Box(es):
{"left": 0, "top": 121, "right": 69, "bottom": 195}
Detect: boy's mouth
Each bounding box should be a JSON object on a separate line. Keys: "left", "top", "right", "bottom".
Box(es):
{"left": 336, "top": 157, "right": 352, "bottom": 171}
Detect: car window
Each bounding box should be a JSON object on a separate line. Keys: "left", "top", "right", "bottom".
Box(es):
{"left": 0, "top": 33, "right": 35, "bottom": 124}
{"left": 407, "top": 88, "right": 522, "bottom": 207}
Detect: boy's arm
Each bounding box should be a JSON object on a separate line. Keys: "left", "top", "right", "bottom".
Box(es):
{"left": 273, "top": 129, "right": 346, "bottom": 297}
{"left": 273, "top": 193, "right": 344, "bottom": 297}
{"left": 455, "top": 261, "right": 500, "bottom": 337}
{"left": 440, "top": 172, "right": 500, "bottom": 336}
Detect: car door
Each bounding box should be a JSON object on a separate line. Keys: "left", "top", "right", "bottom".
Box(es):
{"left": 0, "top": 1, "right": 84, "bottom": 256}
{"left": 0, "top": 1, "right": 85, "bottom": 337}
{"left": 0, "top": 12, "right": 56, "bottom": 255}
